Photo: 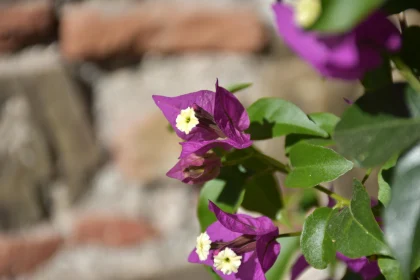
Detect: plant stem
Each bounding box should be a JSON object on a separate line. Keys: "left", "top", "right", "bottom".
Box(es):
{"left": 361, "top": 168, "right": 372, "bottom": 184}
{"left": 314, "top": 185, "right": 350, "bottom": 206}
{"left": 391, "top": 56, "right": 420, "bottom": 93}
{"left": 254, "top": 152, "right": 290, "bottom": 173}
{"left": 276, "top": 232, "right": 302, "bottom": 238}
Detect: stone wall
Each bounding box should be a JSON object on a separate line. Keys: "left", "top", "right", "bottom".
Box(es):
{"left": 0, "top": 0, "right": 364, "bottom": 279}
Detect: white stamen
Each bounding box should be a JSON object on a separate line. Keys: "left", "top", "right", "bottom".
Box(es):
{"left": 213, "top": 247, "right": 242, "bottom": 275}
{"left": 195, "top": 232, "right": 212, "bottom": 261}
{"left": 295, "top": 0, "right": 322, "bottom": 28}
{"left": 176, "top": 107, "right": 199, "bottom": 134}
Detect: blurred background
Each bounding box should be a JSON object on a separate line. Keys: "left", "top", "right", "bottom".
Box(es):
{"left": 2, "top": 0, "right": 411, "bottom": 279}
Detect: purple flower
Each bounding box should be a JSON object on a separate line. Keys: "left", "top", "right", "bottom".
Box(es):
{"left": 189, "top": 201, "right": 281, "bottom": 280}
{"left": 153, "top": 80, "right": 252, "bottom": 159}
{"left": 166, "top": 151, "right": 221, "bottom": 185}
{"left": 291, "top": 254, "right": 380, "bottom": 280}
{"left": 272, "top": 2, "right": 402, "bottom": 80}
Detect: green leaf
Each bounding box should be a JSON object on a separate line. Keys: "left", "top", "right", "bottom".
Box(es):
{"left": 301, "top": 207, "right": 336, "bottom": 269}
{"left": 378, "top": 155, "right": 398, "bottom": 207}
{"left": 225, "top": 83, "right": 252, "bottom": 94}
{"left": 241, "top": 172, "right": 283, "bottom": 219}
{"left": 197, "top": 166, "right": 246, "bottom": 231}
{"left": 310, "top": 0, "right": 386, "bottom": 33}
{"left": 385, "top": 144, "right": 420, "bottom": 278}
{"left": 334, "top": 83, "right": 420, "bottom": 167}
{"left": 327, "top": 180, "right": 392, "bottom": 258}
{"left": 308, "top": 112, "right": 340, "bottom": 135}
{"left": 405, "top": 86, "right": 420, "bottom": 117}
{"left": 204, "top": 266, "right": 222, "bottom": 280}
{"left": 378, "top": 258, "right": 404, "bottom": 280}
{"left": 247, "top": 98, "right": 328, "bottom": 140}
{"left": 266, "top": 237, "right": 300, "bottom": 280}
{"left": 285, "top": 143, "right": 353, "bottom": 188}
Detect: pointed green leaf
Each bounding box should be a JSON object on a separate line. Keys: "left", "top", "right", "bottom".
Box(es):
{"left": 285, "top": 143, "right": 353, "bottom": 188}
{"left": 378, "top": 258, "right": 404, "bottom": 280}
{"left": 378, "top": 155, "right": 398, "bottom": 207}
{"left": 327, "top": 180, "right": 392, "bottom": 258}
{"left": 247, "top": 98, "right": 328, "bottom": 140}
{"left": 334, "top": 84, "right": 420, "bottom": 167}
{"left": 385, "top": 144, "right": 420, "bottom": 278}
{"left": 301, "top": 207, "right": 336, "bottom": 269}
{"left": 308, "top": 112, "right": 340, "bottom": 135}
{"left": 225, "top": 82, "right": 252, "bottom": 94}
{"left": 405, "top": 85, "right": 420, "bottom": 117}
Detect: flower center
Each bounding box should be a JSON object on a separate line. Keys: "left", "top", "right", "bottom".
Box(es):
{"left": 294, "top": 0, "right": 321, "bottom": 28}
{"left": 213, "top": 248, "right": 242, "bottom": 275}
{"left": 176, "top": 107, "right": 199, "bottom": 134}
{"left": 195, "top": 232, "right": 212, "bottom": 261}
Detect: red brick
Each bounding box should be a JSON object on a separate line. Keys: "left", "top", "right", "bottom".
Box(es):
{"left": 60, "top": 2, "right": 267, "bottom": 61}
{"left": 72, "top": 215, "right": 157, "bottom": 247}
{"left": 0, "top": 0, "right": 55, "bottom": 53}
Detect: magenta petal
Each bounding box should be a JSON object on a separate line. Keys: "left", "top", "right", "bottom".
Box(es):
{"left": 208, "top": 201, "right": 278, "bottom": 235}
{"left": 235, "top": 251, "right": 266, "bottom": 280}
{"left": 179, "top": 138, "right": 251, "bottom": 159}
{"left": 337, "top": 253, "right": 381, "bottom": 280}
{"left": 290, "top": 254, "right": 310, "bottom": 280}
{"left": 256, "top": 232, "right": 281, "bottom": 272}
{"left": 152, "top": 91, "right": 218, "bottom": 141}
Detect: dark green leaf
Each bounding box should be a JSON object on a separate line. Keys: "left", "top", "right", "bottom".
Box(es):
{"left": 378, "top": 258, "right": 404, "bottom": 280}
{"left": 266, "top": 237, "right": 300, "bottom": 280}
{"left": 197, "top": 166, "right": 246, "bottom": 231}
{"left": 225, "top": 83, "right": 252, "bottom": 94}
{"left": 241, "top": 172, "right": 283, "bottom": 219}
{"left": 378, "top": 155, "right": 398, "bottom": 207}
{"left": 285, "top": 143, "right": 353, "bottom": 188}
{"left": 309, "top": 112, "right": 340, "bottom": 135}
{"left": 301, "top": 207, "right": 336, "bottom": 269}
{"left": 385, "top": 144, "right": 420, "bottom": 278}
{"left": 311, "top": 0, "right": 386, "bottom": 33}
{"left": 334, "top": 83, "right": 420, "bottom": 167}
{"left": 247, "top": 98, "right": 328, "bottom": 140}
{"left": 328, "top": 180, "right": 392, "bottom": 258}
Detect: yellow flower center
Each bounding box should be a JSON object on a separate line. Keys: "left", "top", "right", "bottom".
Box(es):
{"left": 195, "top": 232, "right": 212, "bottom": 261}
{"left": 176, "top": 107, "right": 199, "bottom": 134}
{"left": 213, "top": 248, "right": 242, "bottom": 275}
{"left": 294, "top": 0, "right": 322, "bottom": 28}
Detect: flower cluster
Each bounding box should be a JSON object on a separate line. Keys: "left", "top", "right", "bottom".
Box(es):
{"left": 153, "top": 80, "right": 252, "bottom": 184}
{"left": 189, "top": 201, "right": 281, "bottom": 280}
{"left": 272, "top": 0, "right": 402, "bottom": 80}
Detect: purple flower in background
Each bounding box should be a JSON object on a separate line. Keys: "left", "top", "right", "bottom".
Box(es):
{"left": 153, "top": 80, "right": 252, "bottom": 159}
{"left": 272, "top": 2, "right": 402, "bottom": 80}
{"left": 166, "top": 151, "right": 221, "bottom": 184}
{"left": 290, "top": 254, "right": 380, "bottom": 280}
{"left": 189, "top": 201, "right": 281, "bottom": 280}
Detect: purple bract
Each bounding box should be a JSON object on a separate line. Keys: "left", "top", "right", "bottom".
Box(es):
{"left": 153, "top": 80, "right": 252, "bottom": 159}
{"left": 272, "top": 3, "right": 402, "bottom": 80}
{"left": 188, "top": 201, "right": 281, "bottom": 280}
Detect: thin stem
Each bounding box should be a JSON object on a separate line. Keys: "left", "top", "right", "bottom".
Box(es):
{"left": 391, "top": 56, "right": 420, "bottom": 93}
{"left": 314, "top": 185, "right": 350, "bottom": 206}
{"left": 254, "top": 152, "right": 290, "bottom": 173}
{"left": 361, "top": 168, "right": 372, "bottom": 184}
{"left": 276, "top": 232, "right": 302, "bottom": 238}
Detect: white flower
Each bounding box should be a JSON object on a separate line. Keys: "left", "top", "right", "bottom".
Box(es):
{"left": 195, "top": 232, "right": 212, "bottom": 261}
{"left": 176, "top": 107, "right": 199, "bottom": 134}
{"left": 213, "top": 247, "right": 242, "bottom": 275}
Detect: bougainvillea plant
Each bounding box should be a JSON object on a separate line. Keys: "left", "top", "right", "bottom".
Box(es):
{"left": 153, "top": 0, "right": 420, "bottom": 279}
